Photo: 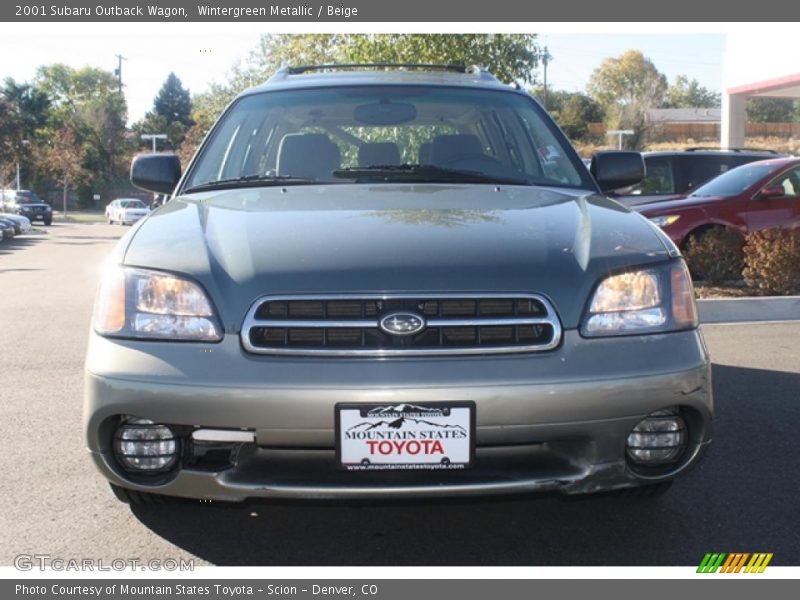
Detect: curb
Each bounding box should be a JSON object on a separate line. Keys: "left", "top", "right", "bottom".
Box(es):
{"left": 698, "top": 296, "right": 800, "bottom": 324}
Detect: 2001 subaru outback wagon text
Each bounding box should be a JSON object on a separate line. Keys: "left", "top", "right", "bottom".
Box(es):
{"left": 84, "top": 64, "right": 712, "bottom": 504}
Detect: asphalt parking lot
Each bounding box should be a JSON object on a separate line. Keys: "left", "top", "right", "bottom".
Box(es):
{"left": 1, "top": 222, "right": 798, "bottom": 567}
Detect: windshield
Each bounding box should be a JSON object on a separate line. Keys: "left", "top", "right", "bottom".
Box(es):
{"left": 690, "top": 162, "right": 775, "bottom": 198}
{"left": 183, "top": 85, "right": 594, "bottom": 192}
{"left": 120, "top": 200, "right": 146, "bottom": 209}
{"left": 16, "top": 192, "right": 43, "bottom": 204}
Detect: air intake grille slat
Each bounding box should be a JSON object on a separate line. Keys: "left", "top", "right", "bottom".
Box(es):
{"left": 242, "top": 294, "right": 561, "bottom": 357}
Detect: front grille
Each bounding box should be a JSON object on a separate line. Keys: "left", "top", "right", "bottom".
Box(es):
{"left": 242, "top": 294, "right": 561, "bottom": 356}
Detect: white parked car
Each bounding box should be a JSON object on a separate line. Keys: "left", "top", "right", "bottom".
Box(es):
{"left": 105, "top": 198, "right": 150, "bottom": 225}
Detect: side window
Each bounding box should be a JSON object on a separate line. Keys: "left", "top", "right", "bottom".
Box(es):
{"left": 630, "top": 158, "right": 675, "bottom": 195}
{"left": 766, "top": 167, "right": 800, "bottom": 198}
{"left": 681, "top": 156, "right": 730, "bottom": 192}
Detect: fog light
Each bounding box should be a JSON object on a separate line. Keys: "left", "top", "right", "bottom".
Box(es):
{"left": 113, "top": 418, "right": 178, "bottom": 472}
{"left": 626, "top": 408, "right": 687, "bottom": 465}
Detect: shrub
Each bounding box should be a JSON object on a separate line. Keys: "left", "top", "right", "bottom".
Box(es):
{"left": 682, "top": 227, "right": 744, "bottom": 284}
{"left": 743, "top": 229, "right": 800, "bottom": 295}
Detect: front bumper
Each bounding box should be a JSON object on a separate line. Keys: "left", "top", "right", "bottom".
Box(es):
{"left": 84, "top": 329, "right": 713, "bottom": 500}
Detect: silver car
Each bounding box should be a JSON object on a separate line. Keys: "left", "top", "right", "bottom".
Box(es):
{"left": 84, "top": 65, "right": 712, "bottom": 504}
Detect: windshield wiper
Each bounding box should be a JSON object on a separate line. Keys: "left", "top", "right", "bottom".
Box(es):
{"left": 183, "top": 175, "right": 317, "bottom": 194}
{"left": 331, "top": 164, "right": 532, "bottom": 186}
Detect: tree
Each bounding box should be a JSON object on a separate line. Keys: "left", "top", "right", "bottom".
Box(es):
{"left": 342, "top": 34, "right": 541, "bottom": 85}
{"left": 32, "top": 64, "right": 129, "bottom": 203}
{"left": 0, "top": 79, "right": 50, "bottom": 187}
{"left": 746, "top": 97, "right": 796, "bottom": 123}
{"left": 663, "top": 75, "right": 720, "bottom": 108}
{"left": 586, "top": 50, "right": 668, "bottom": 149}
{"left": 531, "top": 87, "right": 604, "bottom": 140}
{"left": 133, "top": 73, "right": 194, "bottom": 150}
{"left": 154, "top": 73, "right": 192, "bottom": 127}
{"left": 42, "top": 126, "right": 85, "bottom": 215}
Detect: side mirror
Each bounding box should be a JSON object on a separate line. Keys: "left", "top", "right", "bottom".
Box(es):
{"left": 131, "top": 154, "right": 181, "bottom": 195}
{"left": 759, "top": 185, "right": 785, "bottom": 200}
{"left": 590, "top": 151, "right": 645, "bottom": 193}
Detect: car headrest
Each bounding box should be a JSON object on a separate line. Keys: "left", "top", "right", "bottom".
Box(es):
{"left": 429, "top": 134, "right": 484, "bottom": 165}
{"left": 277, "top": 134, "right": 341, "bottom": 180}
{"left": 358, "top": 142, "right": 402, "bottom": 167}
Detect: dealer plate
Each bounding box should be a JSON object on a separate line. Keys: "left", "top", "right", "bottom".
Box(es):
{"left": 335, "top": 402, "right": 475, "bottom": 471}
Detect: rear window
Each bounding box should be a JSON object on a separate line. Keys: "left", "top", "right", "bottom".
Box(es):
{"left": 15, "top": 192, "right": 43, "bottom": 204}
{"left": 120, "top": 200, "right": 146, "bottom": 209}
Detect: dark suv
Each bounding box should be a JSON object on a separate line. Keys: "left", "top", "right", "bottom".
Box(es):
{"left": 615, "top": 148, "right": 784, "bottom": 207}
{"left": 2, "top": 190, "right": 53, "bottom": 225}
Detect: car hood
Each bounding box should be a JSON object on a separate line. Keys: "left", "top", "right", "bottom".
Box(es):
{"left": 123, "top": 184, "right": 672, "bottom": 330}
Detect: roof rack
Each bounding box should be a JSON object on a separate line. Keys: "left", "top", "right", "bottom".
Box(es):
{"left": 685, "top": 146, "right": 779, "bottom": 154}
{"left": 284, "top": 63, "right": 482, "bottom": 75}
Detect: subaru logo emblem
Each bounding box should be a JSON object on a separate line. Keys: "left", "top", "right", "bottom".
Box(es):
{"left": 379, "top": 312, "right": 426, "bottom": 336}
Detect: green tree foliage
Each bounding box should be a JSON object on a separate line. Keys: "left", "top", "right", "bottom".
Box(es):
{"left": 134, "top": 73, "right": 194, "bottom": 150}
{"left": 531, "top": 87, "right": 604, "bottom": 140}
{"left": 663, "top": 75, "right": 720, "bottom": 108}
{"left": 0, "top": 79, "right": 50, "bottom": 186}
{"left": 746, "top": 97, "right": 797, "bottom": 123}
{"left": 29, "top": 64, "right": 129, "bottom": 203}
{"left": 154, "top": 73, "right": 193, "bottom": 127}
{"left": 342, "top": 34, "right": 540, "bottom": 85}
{"left": 587, "top": 50, "right": 668, "bottom": 149}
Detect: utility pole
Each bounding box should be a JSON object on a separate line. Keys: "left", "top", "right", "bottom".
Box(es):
{"left": 114, "top": 54, "right": 126, "bottom": 95}
{"left": 541, "top": 46, "right": 552, "bottom": 111}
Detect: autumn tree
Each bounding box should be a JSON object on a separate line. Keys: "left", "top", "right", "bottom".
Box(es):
{"left": 43, "top": 126, "right": 85, "bottom": 215}
{"left": 587, "top": 50, "right": 668, "bottom": 149}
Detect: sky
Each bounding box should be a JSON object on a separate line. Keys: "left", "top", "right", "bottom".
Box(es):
{"left": 0, "top": 25, "right": 727, "bottom": 124}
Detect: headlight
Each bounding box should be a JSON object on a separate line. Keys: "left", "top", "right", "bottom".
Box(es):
{"left": 582, "top": 261, "right": 697, "bottom": 336}
{"left": 649, "top": 215, "right": 680, "bottom": 228}
{"left": 44, "top": 206, "right": 52, "bottom": 211}
{"left": 93, "top": 267, "right": 222, "bottom": 341}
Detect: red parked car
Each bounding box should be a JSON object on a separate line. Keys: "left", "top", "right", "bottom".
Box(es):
{"left": 636, "top": 157, "right": 800, "bottom": 248}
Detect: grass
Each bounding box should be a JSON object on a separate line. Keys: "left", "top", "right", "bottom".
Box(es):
{"left": 52, "top": 211, "right": 106, "bottom": 223}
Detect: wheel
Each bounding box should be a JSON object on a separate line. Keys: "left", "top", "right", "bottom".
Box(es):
{"left": 43, "top": 219, "right": 52, "bottom": 226}
{"left": 109, "top": 483, "right": 176, "bottom": 505}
